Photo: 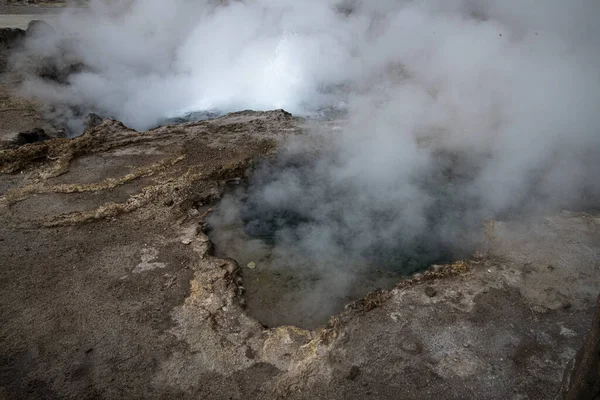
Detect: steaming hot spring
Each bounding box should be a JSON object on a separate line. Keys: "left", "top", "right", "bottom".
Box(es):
{"left": 204, "top": 143, "right": 480, "bottom": 329}
{"left": 14, "top": 0, "right": 600, "bottom": 329}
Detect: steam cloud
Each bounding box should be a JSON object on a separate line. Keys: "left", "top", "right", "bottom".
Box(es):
{"left": 16, "top": 0, "right": 600, "bottom": 326}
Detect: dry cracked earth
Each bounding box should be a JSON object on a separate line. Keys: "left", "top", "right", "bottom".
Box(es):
{"left": 1, "top": 5, "right": 600, "bottom": 400}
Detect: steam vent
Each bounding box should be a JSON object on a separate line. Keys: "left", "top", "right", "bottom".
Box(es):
{"left": 1, "top": 1, "right": 599, "bottom": 399}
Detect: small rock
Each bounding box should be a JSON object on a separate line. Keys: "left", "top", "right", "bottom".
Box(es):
{"left": 196, "top": 235, "right": 209, "bottom": 243}
{"left": 424, "top": 286, "right": 437, "bottom": 297}
{"left": 247, "top": 262, "right": 256, "bottom": 269}
{"left": 532, "top": 305, "right": 548, "bottom": 314}
{"left": 560, "top": 326, "right": 577, "bottom": 338}
{"left": 181, "top": 238, "right": 193, "bottom": 245}
{"left": 401, "top": 339, "right": 421, "bottom": 354}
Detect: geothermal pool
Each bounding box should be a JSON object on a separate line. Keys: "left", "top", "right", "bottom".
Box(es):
{"left": 206, "top": 153, "right": 470, "bottom": 329}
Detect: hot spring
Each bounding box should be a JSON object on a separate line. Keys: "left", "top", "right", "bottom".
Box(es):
{"left": 206, "top": 144, "right": 478, "bottom": 329}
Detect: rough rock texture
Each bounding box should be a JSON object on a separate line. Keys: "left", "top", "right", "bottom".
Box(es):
{"left": 0, "top": 110, "right": 599, "bottom": 399}
{"left": 0, "top": 26, "right": 24, "bottom": 48}
{"left": 558, "top": 295, "right": 600, "bottom": 400}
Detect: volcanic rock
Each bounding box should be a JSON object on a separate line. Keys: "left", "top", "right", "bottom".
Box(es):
{"left": 14, "top": 127, "right": 50, "bottom": 144}
{"left": 84, "top": 112, "right": 103, "bottom": 132}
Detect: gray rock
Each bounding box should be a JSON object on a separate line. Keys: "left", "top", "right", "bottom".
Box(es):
{"left": 84, "top": 113, "right": 104, "bottom": 131}
{"left": 557, "top": 294, "right": 600, "bottom": 400}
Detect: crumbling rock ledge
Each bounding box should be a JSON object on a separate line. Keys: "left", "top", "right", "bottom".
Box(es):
{"left": 0, "top": 111, "right": 599, "bottom": 399}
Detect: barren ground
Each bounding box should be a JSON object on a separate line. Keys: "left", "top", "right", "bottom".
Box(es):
{"left": 0, "top": 108, "right": 598, "bottom": 399}
{"left": 0, "top": 8, "right": 599, "bottom": 400}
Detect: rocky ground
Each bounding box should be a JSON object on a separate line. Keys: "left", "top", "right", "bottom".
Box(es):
{"left": 0, "top": 74, "right": 64, "bottom": 147}
{"left": 0, "top": 9, "right": 65, "bottom": 147}
{"left": 0, "top": 8, "right": 599, "bottom": 400}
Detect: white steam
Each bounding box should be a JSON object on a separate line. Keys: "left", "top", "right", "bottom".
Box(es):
{"left": 16, "top": 0, "right": 600, "bottom": 326}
